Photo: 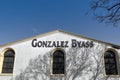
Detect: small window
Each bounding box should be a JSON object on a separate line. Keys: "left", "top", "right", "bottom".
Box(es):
{"left": 104, "top": 50, "right": 118, "bottom": 75}
{"left": 2, "top": 50, "right": 15, "bottom": 73}
{"left": 52, "top": 50, "right": 65, "bottom": 74}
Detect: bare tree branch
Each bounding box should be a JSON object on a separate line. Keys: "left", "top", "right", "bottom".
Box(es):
{"left": 90, "top": 0, "right": 120, "bottom": 26}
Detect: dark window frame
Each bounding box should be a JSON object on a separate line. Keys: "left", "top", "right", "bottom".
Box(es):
{"left": 2, "top": 50, "right": 15, "bottom": 73}
{"left": 104, "top": 50, "right": 118, "bottom": 75}
{"left": 52, "top": 50, "right": 65, "bottom": 75}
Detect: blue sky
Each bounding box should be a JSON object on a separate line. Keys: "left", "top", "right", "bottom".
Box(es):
{"left": 0, "top": 0, "right": 120, "bottom": 45}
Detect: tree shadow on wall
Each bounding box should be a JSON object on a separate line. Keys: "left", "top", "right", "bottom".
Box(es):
{"left": 14, "top": 52, "right": 50, "bottom": 80}
{"left": 12, "top": 44, "right": 118, "bottom": 80}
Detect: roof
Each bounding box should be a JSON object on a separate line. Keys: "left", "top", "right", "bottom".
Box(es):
{"left": 0, "top": 30, "right": 120, "bottom": 49}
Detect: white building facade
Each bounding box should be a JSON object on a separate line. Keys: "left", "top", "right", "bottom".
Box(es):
{"left": 0, "top": 30, "right": 120, "bottom": 80}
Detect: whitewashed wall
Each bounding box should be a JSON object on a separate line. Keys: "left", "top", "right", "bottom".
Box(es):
{"left": 0, "top": 32, "right": 119, "bottom": 80}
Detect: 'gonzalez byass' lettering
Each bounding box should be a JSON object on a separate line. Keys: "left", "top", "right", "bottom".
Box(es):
{"left": 31, "top": 39, "right": 94, "bottom": 48}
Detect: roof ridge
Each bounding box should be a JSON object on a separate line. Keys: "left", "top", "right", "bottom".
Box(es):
{"left": 0, "top": 29, "right": 120, "bottom": 49}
